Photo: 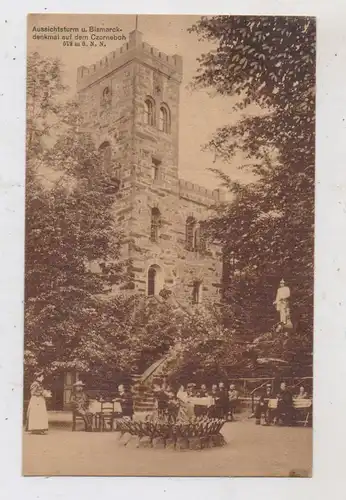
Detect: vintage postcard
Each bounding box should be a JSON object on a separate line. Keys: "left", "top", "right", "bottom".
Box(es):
{"left": 24, "top": 13, "right": 315, "bottom": 477}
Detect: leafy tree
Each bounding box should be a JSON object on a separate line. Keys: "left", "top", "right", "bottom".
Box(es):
{"left": 189, "top": 16, "right": 315, "bottom": 352}
{"left": 25, "top": 53, "right": 128, "bottom": 378}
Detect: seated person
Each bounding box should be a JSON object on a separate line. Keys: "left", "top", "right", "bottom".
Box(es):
{"left": 254, "top": 384, "right": 273, "bottom": 425}
{"left": 294, "top": 385, "right": 311, "bottom": 425}
{"left": 198, "top": 384, "right": 208, "bottom": 398}
{"left": 71, "top": 381, "right": 93, "bottom": 431}
{"left": 296, "top": 386, "right": 308, "bottom": 399}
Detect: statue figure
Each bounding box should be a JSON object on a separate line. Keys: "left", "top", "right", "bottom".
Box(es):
{"left": 273, "top": 279, "right": 291, "bottom": 326}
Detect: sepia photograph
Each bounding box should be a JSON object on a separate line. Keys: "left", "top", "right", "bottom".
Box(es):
{"left": 24, "top": 13, "right": 315, "bottom": 477}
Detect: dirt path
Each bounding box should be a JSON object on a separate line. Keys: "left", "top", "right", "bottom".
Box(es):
{"left": 23, "top": 420, "right": 312, "bottom": 477}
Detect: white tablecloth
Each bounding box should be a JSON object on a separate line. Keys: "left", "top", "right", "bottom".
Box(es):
{"left": 177, "top": 391, "right": 214, "bottom": 407}
{"left": 268, "top": 398, "right": 312, "bottom": 409}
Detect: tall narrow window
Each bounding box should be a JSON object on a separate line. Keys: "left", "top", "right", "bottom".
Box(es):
{"left": 151, "top": 158, "right": 161, "bottom": 181}
{"left": 193, "top": 224, "right": 200, "bottom": 252}
{"left": 147, "top": 264, "right": 162, "bottom": 296}
{"left": 186, "top": 216, "right": 196, "bottom": 251}
{"left": 144, "top": 97, "right": 155, "bottom": 126}
{"left": 148, "top": 266, "right": 156, "bottom": 296}
{"left": 159, "top": 105, "right": 170, "bottom": 133}
{"left": 199, "top": 221, "right": 207, "bottom": 252}
{"left": 101, "top": 86, "right": 111, "bottom": 105}
{"left": 192, "top": 280, "right": 202, "bottom": 304}
{"left": 150, "top": 207, "right": 161, "bottom": 242}
{"left": 99, "top": 141, "right": 112, "bottom": 170}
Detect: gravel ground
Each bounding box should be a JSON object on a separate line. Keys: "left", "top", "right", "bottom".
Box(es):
{"left": 22, "top": 420, "right": 312, "bottom": 477}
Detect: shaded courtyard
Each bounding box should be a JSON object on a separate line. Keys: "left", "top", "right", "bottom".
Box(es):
{"left": 23, "top": 419, "right": 312, "bottom": 477}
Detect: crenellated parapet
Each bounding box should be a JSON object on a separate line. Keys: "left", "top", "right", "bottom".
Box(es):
{"left": 178, "top": 178, "right": 224, "bottom": 205}
{"left": 77, "top": 29, "right": 183, "bottom": 92}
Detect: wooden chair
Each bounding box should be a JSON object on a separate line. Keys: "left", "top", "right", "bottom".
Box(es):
{"left": 99, "top": 401, "right": 115, "bottom": 432}
{"left": 293, "top": 399, "right": 312, "bottom": 427}
{"left": 72, "top": 411, "right": 87, "bottom": 431}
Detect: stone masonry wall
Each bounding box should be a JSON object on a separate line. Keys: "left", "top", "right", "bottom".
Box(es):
{"left": 128, "top": 183, "right": 222, "bottom": 305}
{"left": 77, "top": 30, "right": 222, "bottom": 305}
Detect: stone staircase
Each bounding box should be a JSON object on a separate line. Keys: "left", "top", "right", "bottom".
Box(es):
{"left": 130, "top": 373, "right": 156, "bottom": 412}
{"left": 130, "top": 292, "right": 193, "bottom": 413}
{"left": 132, "top": 384, "right": 157, "bottom": 413}
{"left": 130, "top": 351, "right": 179, "bottom": 413}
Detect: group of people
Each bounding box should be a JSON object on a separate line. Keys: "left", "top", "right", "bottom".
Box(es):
{"left": 254, "top": 382, "right": 310, "bottom": 426}
{"left": 26, "top": 370, "right": 311, "bottom": 434}
{"left": 25, "top": 371, "right": 134, "bottom": 434}
{"left": 71, "top": 381, "right": 134, "bottom": 432}
{"left": 153, "top": 381, "right": 239, "bottom": 422}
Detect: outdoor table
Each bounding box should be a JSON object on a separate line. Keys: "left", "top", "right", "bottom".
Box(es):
{"left": 268, "top": 398, "right": 278, "bottom": 409}
{"left": 177, "top": 392, "right": 214, "bottom": 407}
{"left": 88, "top": 400, "right": 122, "bottom": 430}
{"left": 293, "top": 398, "right": 312, "bottom": 409}
{"left": 268, "top": 398, "right": 312, "bottom": 409}
{"left": 88, "top": 400, "right": 122, "bottom": 414}
{"left": 268, "top": 398, "right": 312, "bottom": 426}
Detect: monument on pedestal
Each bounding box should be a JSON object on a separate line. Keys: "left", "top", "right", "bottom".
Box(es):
{"left": 273, "top": 279, "right": 293, "bottom": 330}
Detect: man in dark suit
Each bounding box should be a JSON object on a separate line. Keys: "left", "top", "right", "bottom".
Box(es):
{"left": 276, "top": 382, "right": 294, "bottom": 425}
{"left": 255, "top": 383, "right": 273, "bottom": 425}
{"left": 218, "top": 382, "right": 229, "bottom": 419}
{"left": 208, "top": 384, "right": 220, "bottom": 418}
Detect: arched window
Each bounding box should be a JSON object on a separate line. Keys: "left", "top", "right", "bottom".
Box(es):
{"left": 150, "top": 207, "right": 161, "bottom": 242}
{"left": 99, "top": 141, "right": 112, "bottom": 170}
{"left": 159, "top": 105, "right": 170, "bottom": 133}
{"left": 148, "top": 266, "right": 156, "bottom": 296}
{"left": 101, "top": 86, "right": 111, "bottom": 105}
{"left": 147, "top": 264, "right": 163, "bottom": 296}
{"left": 192, "top": 280, "right": 202, "bottom": 304}
{"left": 144, "top": 97, "right": 155, "bottom": 126}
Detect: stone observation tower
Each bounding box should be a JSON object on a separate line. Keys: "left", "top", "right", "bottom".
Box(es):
{"left": 76, "top": 29, "right": 223, "bottom": 306}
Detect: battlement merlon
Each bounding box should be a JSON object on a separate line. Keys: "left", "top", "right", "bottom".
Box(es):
{"left": 76, "top": 30, "right": 183, "bottom": 92}
{"left": 178, "top": 178, "right": 225, "bottom": 204}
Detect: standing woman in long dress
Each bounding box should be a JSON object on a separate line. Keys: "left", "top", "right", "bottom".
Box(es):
{"left": 26, "top": 371, "right": 49, "bottom": 434}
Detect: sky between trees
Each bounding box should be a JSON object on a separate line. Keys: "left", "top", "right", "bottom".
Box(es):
{"left": 27, "top": 14, "right": 260, "bottom": 190}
